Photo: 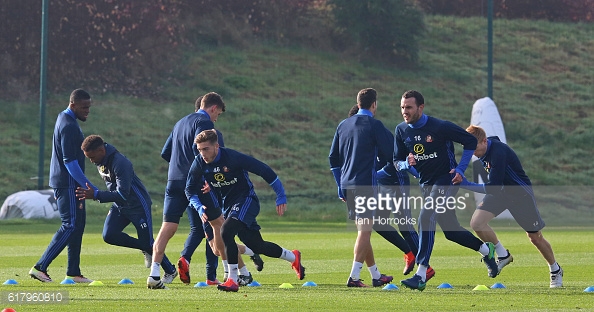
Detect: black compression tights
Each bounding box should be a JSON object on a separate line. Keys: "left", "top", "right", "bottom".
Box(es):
{"left": 221, "top": 217, "right": 283, "bottom": 265}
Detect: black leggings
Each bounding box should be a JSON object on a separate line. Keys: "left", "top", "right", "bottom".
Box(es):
{"left": 221, "top": 217, "right": 283, "bottom": 264}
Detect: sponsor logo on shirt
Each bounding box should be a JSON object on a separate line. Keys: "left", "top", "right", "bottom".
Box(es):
{"left": 412, "top": 143, "right": 437, "bottom": 161}
{"left": 211, "top": 177, "right": 238, "bottom": 188}
{"left": 414, "top": 152, "right": 438, "bottom": 161}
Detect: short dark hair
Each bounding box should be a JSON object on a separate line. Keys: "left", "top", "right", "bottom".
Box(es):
{"left": 348, "top": 104, "right": 359, "bottom": 117}
{"left": 81, "top": 134, "right": 105, "bottom": 152}
{"left": 357, "top": 88, "right": 376, "bottom": 110}
{"left": 194, "top": 95, "right": 204, "bottom": 112}
{"left": 402, "top": 90, "right": 424, "bottom": 106}
{"left": 70, "top": 89, "right": 91, "bottom": 104}
{"left": 195, "top": 129, "right": 218, "bottom": 145}
{"left": 201, "top": 92, "right": 226, "bottom": 112}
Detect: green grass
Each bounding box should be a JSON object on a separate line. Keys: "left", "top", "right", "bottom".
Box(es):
{"left": 0, "top": 219, "right": 593, "bottom": 311}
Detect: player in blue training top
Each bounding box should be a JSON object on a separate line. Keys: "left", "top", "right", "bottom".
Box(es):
{"left": 75, "top": 135, "right": 177, "bottom": 281}
{"left": 163, "top": 95, "right": 234, "bottom": 286}
{"left": 346, "top": 104, "right": 426, "bottom": 279}
{"left": 29, "top": 89, "right": 97, "bottom": 284}
{"left": 329, "top": 88, "right": 398, "bottom": 288}
{"left": 186, "top": 129, "right": 305, "bottom": 292}
{"left": 394, "top": 90, "right": 498, "bottom": 291}
{"left": 461, "top": 125, "right": 563, "bottom": 288}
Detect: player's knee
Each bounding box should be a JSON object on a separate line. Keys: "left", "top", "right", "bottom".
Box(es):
{"left": 469, "top": 217, "right": 484, "bottom": 231}
{"left": 102, "top": 230, "right": 117, "bottom": 245}
{"left": 527, "top": 231, "right": 543, "bottom": 245}
{"left": 220, "top": 224, "right": 236, "bottom": 244}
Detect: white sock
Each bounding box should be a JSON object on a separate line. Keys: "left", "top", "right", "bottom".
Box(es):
{"left": 494, "top": 242, "right": 508, "bottom": 258}
{"left": 350, "top": 261, "right": 364, "bottom": 280}
{"left": 549, "top": 262, "right": 560, "bottom": 273}
{"left": 416, "top": 264, "right": 428, "bottom": 282}
{"left": 243, "top": 246, "right": 255, "bottom": 256}
{"left": 227, "top": 263, "right": 238, "bottom": 282}
{"left": 279, "top": 248, "right": 296, "bottom": 263}
{"left": 368, "top": 264, "right": 381, "bottom": 280}
{"left": 150, "top": 262, "right": 161, "bottom": 277}
{"left": 239, "top": 265, "right": 249, "bottom": 276}
{"left": 478, "top": 243, "right": 490, "bottom": 256}
{"left": 222, "top": 260, "right": 229, "bottom": 274}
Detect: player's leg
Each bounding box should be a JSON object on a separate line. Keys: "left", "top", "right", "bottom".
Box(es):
{"left": 344, "top": 188, "right": 388, "bottom": 287}
{"left": 393, "top": 183, "right": 419, "bottom": 275}
{"left": 192, "top": 221, "right": 220, "bottom": 284}
{"left": 102, "top": 207, "right": 136, "bottom": 248}
{"left": 376, "top": 184, "right": 414, "bottom": 274}
{"left": 120, "top": 209, "right": 177, "bottom": 284}
{"left": 397, "top": 183, "right": 419, "bottom": 274}
{"left": 401, "top": 184, "right": 437, "bottom": 290}
{"left": 181, "top": 206, "right": 204, "bottom": 262}
{"left": 508, "top": 191, "right": 561, "bottom": 287}
{"left": 436, "top": 183, "right": 497, "bottom": 278}
{"left": 373, "top": 190, "right": 411, "bottom": 254}
{"left": 236, "top": 223, "right": 304, "bottom": 280}
{"left": 470, "top": 209, "right": 498, "bottom": 245}
{"left": 217, "top": 216, "right": 241, "bottom": 291}
{"left": 148, "top": 181, "right": 186, "bottom": 289}
{"left": 470, "top": 194, "right": 513, "bottom": 272}
{"left": 65, "top": 189, "right": 89, "bottom": 281}
{"left": 527, "top": 231, "right": 562, "bottom": 287}
{"left": 235, "top": 197, "right": 304, "bottom": 281}
{"left": 178, "top": 206, "right": 206, "bottom": 284}
{"left": 30, "top": 189, "right": 87, "bottom": 283}
{"left": 237, "top": 242, "right": 264, "bottom": 272}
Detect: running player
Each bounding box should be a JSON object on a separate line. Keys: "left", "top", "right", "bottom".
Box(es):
{"left": 395, "top": 90, "right": 498, "bottom": 291}
{"left": 76, "top": 135, "right": 177, "bottom": 281}
{"left": 461, "top": 125, "right": 563, "bottom": 288}
{"left": 186, "top": 129, "right": 305, "bottom": 292}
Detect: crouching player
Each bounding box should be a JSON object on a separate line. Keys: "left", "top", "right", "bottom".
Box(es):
{"left": 76, "top": 135, "right": 178, "bottom": 286}
{"left": 460, "top": 125, "right": 563, "bottom": 288}
{"left": 186, "top": 129, "right": 305, "bottom": 292}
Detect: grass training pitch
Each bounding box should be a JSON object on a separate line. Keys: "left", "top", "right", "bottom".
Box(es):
{"left": 0, "top": 220, "right": 593, "bottom": 311}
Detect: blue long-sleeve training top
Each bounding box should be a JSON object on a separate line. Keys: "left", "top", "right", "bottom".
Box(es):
{"left": 92, "top": 143, "right": 152, "bottom": 212}
{"left": 394, "top": 114, "right": 477, "bottom": 185}
{"left": 471, "top": 136, "right": 532, "bottom": 196}
{"left": 329, "top": 111, "right": 394, "bottom": 188}
{"left": 161, "top": 109, "right": 224, "bottom": 181}
{"left": 185, "top": 147, "right": 286, "bottom": 210}
{"left": 50, "top": 108, "right": 94, "bottom": 189}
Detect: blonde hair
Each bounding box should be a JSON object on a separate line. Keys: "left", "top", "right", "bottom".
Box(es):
{"left": 195, "top": 129, "right": 218, "bottom": 145}
{"left": 466, "top": 125, "right": 487, "bottom": 142}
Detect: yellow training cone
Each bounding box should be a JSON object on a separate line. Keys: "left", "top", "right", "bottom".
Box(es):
{"left": 473, "top": 284, "right": 489, "bottom": 291}
{"left": 89, "top": 280, "right": 104, "bottom": 286}
{"left": 279, "top": 283, "right": 294, "bottom": 288}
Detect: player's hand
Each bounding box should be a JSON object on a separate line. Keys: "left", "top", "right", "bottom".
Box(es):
{"left": 75, "top": 183, "right": 95, "bottom": 200}
{"left": 276, "top": 203, "right": 287, "bottom": 216}
{"left": 199, "top": 206, "right": 208, "bottom": 223}
{"left": 338, "top": 187, "right": 346, "bottom": 202}
{"left": 408, "top": 153, "right": 417, "bottom": 166}
{"left": 201, "top": 180, "right": 211, "bottom": 194}
{"left": 450, "top": 169, "right": 463, "bottom": 184}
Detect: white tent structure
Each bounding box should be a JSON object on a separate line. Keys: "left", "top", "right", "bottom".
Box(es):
{"left": 0, "top": 189, "right": 60, "bottom": 219}
{"left": 470, "top": 97, "right": 513, "bottom": 219}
